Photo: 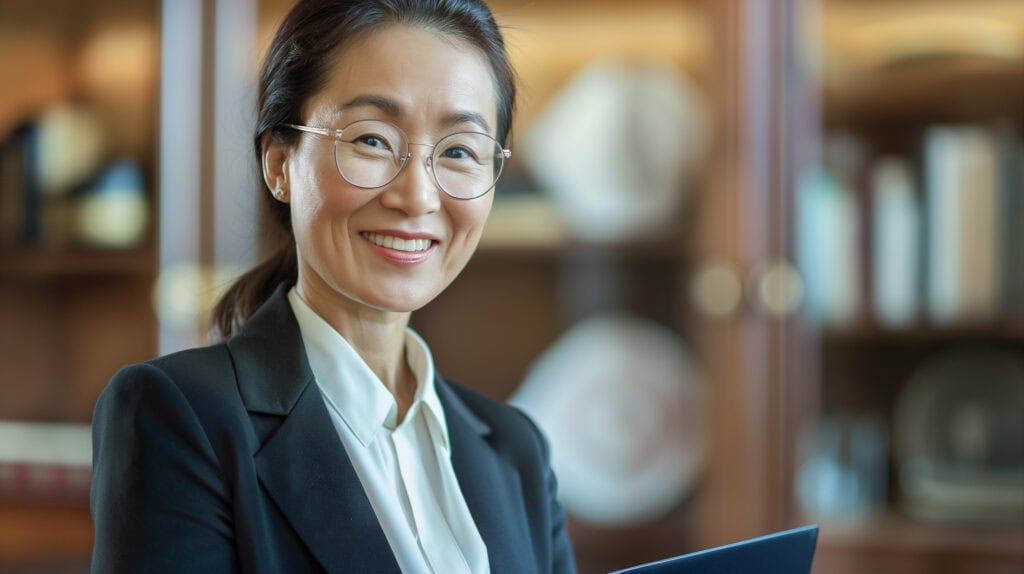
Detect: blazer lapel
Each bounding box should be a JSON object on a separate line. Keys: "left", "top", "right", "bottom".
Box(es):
{"left": 228, "top": 286, "right": 399, "bottom": 574}
{"left": 437, "top": 378, "right": 537, "bottom": 574}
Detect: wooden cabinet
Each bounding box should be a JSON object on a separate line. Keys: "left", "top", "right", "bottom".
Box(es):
{"left": 793, "top": 1, "right": 1024, "bottom": 572}
{"left": 0, "top": 1, "right": 161, "bottom": 571}
{"left": 0, "top": 1, "right": 161, "bottom": 421}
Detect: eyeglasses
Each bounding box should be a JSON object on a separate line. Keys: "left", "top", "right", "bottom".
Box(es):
{"left": 286, "top": 120, "right": 511, "bottom": 200}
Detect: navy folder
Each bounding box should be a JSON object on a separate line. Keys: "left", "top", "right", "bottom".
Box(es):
{"left": 611, "top": 525, "right": 819, "bottom": 574}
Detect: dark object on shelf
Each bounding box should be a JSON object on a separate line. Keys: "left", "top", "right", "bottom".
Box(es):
{"left": 0, "top": 128, "right": 27, "bottom": 247}
{"left": 997, "top": 127, "right": 1024, "bottom": 316}
{"left": 894, "top": 347, "right": 1024, "bottom": 526}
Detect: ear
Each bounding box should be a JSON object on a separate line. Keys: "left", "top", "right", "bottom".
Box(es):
{"left": 261, "top": 131, "right": 291, "bottom": 203}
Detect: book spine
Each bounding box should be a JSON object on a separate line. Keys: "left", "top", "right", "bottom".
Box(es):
{"left": 956, "top": 128, "right": 1000, "bottom": 322}
{"left": 925, "top": 126, "right": 961, "bottom": 324}
{"left": 796, "top": 165, "right": 860, "bottom": 325}
{"left": 0, "top": 462, "right": 91, "bottom": 506}
{"left": 22, "top": 124, "right": 42, "bottom": 245}
{"left": 871, "top": 156, "right": 920, "bottom": 327}
{"left": 998, "top": 129, "right": 1024, "bottom": 315}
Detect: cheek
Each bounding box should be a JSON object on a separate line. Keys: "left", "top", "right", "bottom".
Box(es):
{"left": 291, "top": 173, "right": 367, "bottom": 232}
{"left": 448, "top": 195, "right": 493, "bottom": 246}
{"left": 291, "top": 188, "right": 324, "bottom": 227}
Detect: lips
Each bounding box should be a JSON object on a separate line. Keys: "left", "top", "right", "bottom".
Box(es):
{"left": 360, "top": 231, "right": 437, "bottom": 253}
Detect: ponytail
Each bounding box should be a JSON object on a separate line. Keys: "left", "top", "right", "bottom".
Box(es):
{"left": 211, "top": 242, "right": 297, "bottom": 339}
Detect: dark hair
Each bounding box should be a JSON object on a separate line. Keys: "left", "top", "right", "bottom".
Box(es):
{"left": 212, "top": 0, "right": 516, "bottom": 338}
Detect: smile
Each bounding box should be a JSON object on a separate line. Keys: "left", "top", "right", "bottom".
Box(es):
{"left": 360, "top": 232, "right": 434, "bottom": 253}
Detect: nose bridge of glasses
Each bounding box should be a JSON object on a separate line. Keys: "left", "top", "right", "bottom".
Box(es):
{"left": 400, "top": 141, "right": 438, "bottom": 166}
{"left": 392, "top": 140, "right": 440, "bottom": 193}
{"left": 406, "top": 140, "right": 436, "bottom": 156}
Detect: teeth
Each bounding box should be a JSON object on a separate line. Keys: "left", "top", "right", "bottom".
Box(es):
{"left": 362, "top": 232, "right": 433, "bottom": 252}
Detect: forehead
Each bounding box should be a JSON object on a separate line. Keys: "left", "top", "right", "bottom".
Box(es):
{"left": 304, "top": 24, "right": 498, "bottom": 131}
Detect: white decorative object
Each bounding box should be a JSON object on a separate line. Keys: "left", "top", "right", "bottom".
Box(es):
{"left": 35, "top": 104, "right": 108, "bottom": 196}
{"left": 522, "top": 60, "right": 709, "bottom": 243}
{"left": 510, "top": 314, "right": 706, "bottom": 526}
{"left": 76, "top": 160, "right": 149, "bottom": 248}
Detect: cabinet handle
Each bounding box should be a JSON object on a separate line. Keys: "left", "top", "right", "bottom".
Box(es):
{"left": 690, "top": 262, "right": 744, "bottom": 318}
{"left": 751, "top": 260, "right": 804, "bottom": 318}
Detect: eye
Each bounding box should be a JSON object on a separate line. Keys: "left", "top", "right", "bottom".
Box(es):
{"left": 441, "top": 145, "right": 476, "bottom": 161}
{"left": 354, "top": 134, "right": 392, "bottom": 150}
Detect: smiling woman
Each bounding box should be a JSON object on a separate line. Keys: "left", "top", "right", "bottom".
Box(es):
{"left": 88, "top": 1, "right": 575, "bottom": 573}
{"left": 269, "top": 25, "right": 498, "bottom": 322}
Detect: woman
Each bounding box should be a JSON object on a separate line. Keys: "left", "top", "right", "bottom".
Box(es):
{"left": 89, "top": 1, "right": 575, "bottom": 572}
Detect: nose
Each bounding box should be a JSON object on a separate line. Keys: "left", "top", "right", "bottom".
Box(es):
{"left": 378, "top": 143, "right": 442, "bottom": 216}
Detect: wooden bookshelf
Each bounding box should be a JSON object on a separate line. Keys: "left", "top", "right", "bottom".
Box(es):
{"left": 796, "top": 3, "right": 1024, "bottom": 573}
{"left": 813, "top": 513, "right": 1024, "bottom": 574}
{"left": 0, "top": 503, "right": 92, "bottom": 571}
{"left": 825, "top": 58, "right": 1024, "bottom": 126}
{"left": 822, "top": 321, "right": 1024, "bottom": 345}
{"left": 0, "top": 247, "right": 154, "bottom": 278}
{"left": 0, "top": 2, "right": 159, "bottom": 568}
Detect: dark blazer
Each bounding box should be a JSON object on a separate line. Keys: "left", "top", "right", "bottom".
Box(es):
{"left": 90, "top": 285, "right": 576, "bottom": 573}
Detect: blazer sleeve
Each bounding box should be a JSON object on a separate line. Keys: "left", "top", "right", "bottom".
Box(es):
{"left": 90, "top": 363, "right": 237, "bottom": 573}
{"left": 520, "top": 411, "right": 577, "bottom": 574}
{"left": 542, "top": 437, "right": 576, "bottom": 574}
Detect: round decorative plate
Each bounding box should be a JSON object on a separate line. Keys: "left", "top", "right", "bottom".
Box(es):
{"left": 510, "top": 313, "right": 706, "bottom": 526}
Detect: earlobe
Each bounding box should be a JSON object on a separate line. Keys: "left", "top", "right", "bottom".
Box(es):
{"left": 261, "top": 131, "right": 291, "bottom": 203}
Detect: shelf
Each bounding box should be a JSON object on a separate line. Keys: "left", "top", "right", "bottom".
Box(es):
{"left": 815, "top": 513, "right": 1024, "bottom": 561}
{"left": 479, "top": 196, "right": 688, "bottom": 261}
{"left": 474, "top": 238, "right": 686, "bottom": 263}
{"left": 825, "top": 58, "right": 1024, "bottom": 126}
{"left": 0, "top": 503, "right": 92, "bottom": 566}
{"left": 821, "top": 0, "right": 1024, "bottom": 126}
{"left": 0, "top": 247, "right": 154, "bottom": 278}
{"left": 821, "top": 319, "right": 1024, "bottom": 345}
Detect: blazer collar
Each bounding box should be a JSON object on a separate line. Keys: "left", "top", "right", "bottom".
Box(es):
{"left": 226, "top": 286, "right": 396, "bottom": 573}
{"left": 228, "top": 284, "right": 494, "bottom": 440}
{"left": 228, "top": 285, "right": 530, "bottom": 573}
{"left": 436, "top": 379, "right": 536, "bottom": 573}
{"left": 228, "top": 284, "right": 313, "bottom": 415}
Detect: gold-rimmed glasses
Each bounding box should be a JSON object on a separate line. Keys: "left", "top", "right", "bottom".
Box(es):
{"left": 286, "top": 120, "right": 511, "bottom": 200}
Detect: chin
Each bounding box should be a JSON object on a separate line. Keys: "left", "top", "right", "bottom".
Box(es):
{"left": 358, "top": 286, "right": 439, "bottom": 314}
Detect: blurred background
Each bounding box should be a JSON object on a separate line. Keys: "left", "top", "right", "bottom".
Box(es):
{"left": 1, "top": 0, "right": 1022, "bottom": 572}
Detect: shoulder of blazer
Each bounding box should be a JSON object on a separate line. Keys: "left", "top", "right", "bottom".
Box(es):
{"left": 440, "top": 376, "right": 551, "bottom": 466}
{"left": 122, "top": 343, "right": 257, "bottom": 454}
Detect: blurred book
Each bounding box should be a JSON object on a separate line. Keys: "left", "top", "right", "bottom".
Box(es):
{"left": 870, "top": 156, "right": 920, "bottom": 327}
{"left": 0, "top": 421, "right": 92, "bottom": 504}
{"left": 997, "top": 128, "right": 1024, "bottom": 315}
{"left": 924, "top": 126, "right": 1001, "bottom": 325}
{"left": 796, "top": 165, "right": 861, "bottom": 325}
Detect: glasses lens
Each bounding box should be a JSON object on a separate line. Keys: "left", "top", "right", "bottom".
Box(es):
{"left": 432, "top": 132, "right": 504, "bottom": 199}
{"left": 334, "top": 120, "right": 407, "bottom": 188}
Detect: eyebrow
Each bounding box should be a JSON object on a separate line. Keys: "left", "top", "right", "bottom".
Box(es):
{"left": 441, "top": 111, "right": 492, "bottom": 135}
{"left": 337, "top": 94, "right": 493, "bottom": 134}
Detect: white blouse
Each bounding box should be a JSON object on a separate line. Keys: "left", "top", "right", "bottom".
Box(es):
{"left": 287, "top": 288, "right": 489, "bottom": 574}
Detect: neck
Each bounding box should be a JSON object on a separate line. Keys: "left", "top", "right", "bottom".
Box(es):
{"left": 296, "top": 278, "right": 417, "bottom": 421}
